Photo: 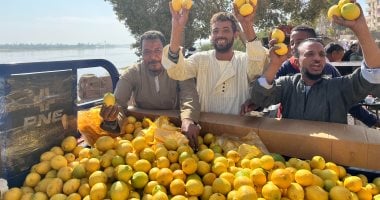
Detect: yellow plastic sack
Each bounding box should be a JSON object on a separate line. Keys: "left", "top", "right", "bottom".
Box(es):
{"left": 152, "top": 116, "right": 189, "bottom": 146}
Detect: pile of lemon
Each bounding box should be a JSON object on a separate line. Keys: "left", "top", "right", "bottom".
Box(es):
{"left": 271, "top": 28, "right": 288, "bottom": 56}
{"left": 234, "top": 0, "right": 257, "bottom": 16}
{"left": 328, "top": 0, "right": 361, "bottom": 21}
{"left": 3, "top": 115, "right": 380, "bottom": 200}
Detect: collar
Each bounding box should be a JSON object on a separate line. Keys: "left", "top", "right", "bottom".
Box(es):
{"left": 289, "top": 56, "right": 300, "bottom": 72}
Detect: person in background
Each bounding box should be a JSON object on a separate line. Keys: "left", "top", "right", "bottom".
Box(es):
{"left": 248, "top": 4, "right": 380, "bottom": 125}
{"left": 349, "top": 44, "right": 363, "bottom": 61}
{"left": 162, "top": 2, "right": 267, "bottom": 115}
{"left": 342, "top": 42, "right": 359, "bottom": 61}
{"left": 100, "top": 30, "right": 201, "bottom": 150}
{"left": 325, "top": 42, "right": 379, "bottom": 127}
{"left": 275, "top": 25, "right": 341, "bottom": 79}
{"left": 325, "top": 42, "right": 345, "bottom": 62}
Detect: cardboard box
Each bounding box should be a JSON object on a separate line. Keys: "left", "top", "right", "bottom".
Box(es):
{"left": 128, "top": 107, "right": 380, "bottom": 170}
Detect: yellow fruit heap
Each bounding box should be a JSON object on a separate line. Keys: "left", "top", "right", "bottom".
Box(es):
{"left": 234, "top": 0, "right": 257, "bottom": 16}
{"left": 172, "top": 0, "right": 193, "bottom": 12}
{"left": 271, "top": 28, "right": 288, "bottom": 56}
{"left": 327, "top": 0, "right": 361, "bottom": 21}
{"left": 4, "top": 114, "right": 380, "bottom": 200}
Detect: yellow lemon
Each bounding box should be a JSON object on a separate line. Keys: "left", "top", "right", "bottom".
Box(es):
{"left": 271, "top": 28, "right": 285, "bottom": 43}
{"left": 260, "top": 155, "right": 275, "bottom": 170}
{"left": 182, "top": 157, "right": 198, "bottom": 175}
{"left": 327, "top": 5, "right": 342, "bottom": 21}
{"left": 305, "top": 185, "right": 328, "bottom": 200}
{"left": 212, "top": 178, "right": 231, "bottom": 195}
{"left": 274, "top": 43, "right": 289, "bottom": 56}
{"left": 90, "top": 182, "right": 107, "bottom": 200}
{"left": 186, "top": 179, "right": 204, "bottom": 196}
{"left": 209, "top": 193, "right": 226, "bottom": 200}
{"left": 197, "top": 160, "right": 211, "bottom": 176}
{"left": 153, "top": 191, "right": 168, "bottom": 200}
{"left": 110, "top": 181, "right": 129, "bottom": 200}
{"left": 262, "top": 182, "right": 281, "bottom": 200}
{"left": 286, "top": 182, "right": 304, "bottom": 200}
{"left": 344, "top": 176, "right": 363, "bottom": 192}
{"left": 234, "top": 0, "right": 246, "bottom": 8}
{"left": 226, "top": 150, "right": 241, "bottom": 164}
{"left": 239, "top": 3, "right": 254, "bottom": 16}
{"left": 172, "top": 0, "right": 182, "bottom": 12}
{"left": 203, "top": 172, "right": 217, "bottom": 186}
{"left": 356, "top": 187, "right": 372, "bottom": 200}
{"left": 95, "top": 135, "right": 115, "bottom": 152}
{"left": 233, "top": 176, "right": 253, "bottom": 189}
{"left": 132, "top": 136, "right": 147, "bottom": 152}
{"left": 133, "top": 159, "right": 151, "bottom": 173}
{"left": 61, "top": 136, "right": 77, "bottom": 152}
{"left": 124, "top": 123, "right": 135, "bottom": 135}
{"left": 156, "top": 168, "right": 174, "bottom": 186}
{"left": 329, "top": 185, "right": 351, "bottom": 200}
{"left": 50, "top": 155, "right": 68, "bottom": 170}
{"left": 182, "top": 0, "right": 193, "bottom": 10}
{"left": 126, "top": 115, "right": 137, "bottom": 124}
{"left": 131, "top": 171, "right": 149, "bottom": 189}
{"left": 103, "top": 92, "right": 115, "bottom": 106}
{"left": 341, "top": 3, "right": 361, "bottom": 21}
{"left": 203, "top": 133, "right": 215, "bottom": 145}
{"left": 198, "top": 149, "right": 215, "bottom": 162}
{"left": 271, "top": 168, "right": 292, "bottom": 189}
{"left": 170, "top": 179, "right": 186, "bottom": 195}
{"left": 219, "top": 172, "right": 235, "bottom": 185}
{"left": 24, "top": 172, "right": 41, "bottom": 187}
{"left": 309, "top": 155, "right": 326, "bottom": 170}
{"left": 338, "top": 0, "right": 351, "bottom": 9}
{"left": 294, "top": 169, "right": 314, "bottom": 187}
{"left": 236, "top": 185, "right": 257, "bottom": 200}
{"left": 250, "top": 168, "right": 267, "bottom": 186}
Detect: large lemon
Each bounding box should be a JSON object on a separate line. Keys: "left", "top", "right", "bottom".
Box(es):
{"left": 182, "top": 0, "right": 193, "bottom": 10}
{"left": 103, "top": 92, "right": 115, "bottom": 106}
{"left": 327, "top": 5, "right": 342, "bottom": 21}
{"left": 172, "top": 0, "right": 182, "bottom": 12}
{"left": 274, "top": 43, "right": 288, "bottom": 56}
{"left": 234, "top": 0, "right": 246, "bottom": 8}
{"left": 341, "top": 3, "right": 360, "bottom": 21}
{"left": 338, "top": 0, "right": 351, "bottom": 9}
{"left": 271, "top": 28, "right": 285, "bottom": 43}
{"left": 239, "top": 3, "right": 254, "bottom": 16}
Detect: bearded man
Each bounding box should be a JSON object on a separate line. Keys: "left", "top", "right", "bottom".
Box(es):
{"left": 162, "top": 3, "right": 267, "bottom": 116}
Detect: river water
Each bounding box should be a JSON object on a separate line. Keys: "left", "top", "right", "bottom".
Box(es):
{"left": 0, "top": 47, "right": 139, "bottom": 76}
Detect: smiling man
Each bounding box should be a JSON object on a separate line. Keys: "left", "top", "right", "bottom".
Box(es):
{"left": 161, "top": 3, "right": 267, "bottom": 116}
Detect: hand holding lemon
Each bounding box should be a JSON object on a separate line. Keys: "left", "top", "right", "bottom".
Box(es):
{"left": 171, "top": 0, "right": 193, "bottom": 12}
{"left": 103, "top": 92, "right": 116, "bottom": 107}
{"left": 234, "top": 0, "right": 258, "bottom": 16}
{"left": 270, "top": 28, "right": 288, "bottom": 56}
{"left": 327, "top": 0, "right": 360, "bottom": 21}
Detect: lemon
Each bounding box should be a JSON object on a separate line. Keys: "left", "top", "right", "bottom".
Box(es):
{"left": 185, "top": 179, "right": 204, "bottom": 196}
{"left": 198, "top": 148, "right": 215, "bottom": 162}
{"left": 274, "top": 43, "right": 288, "bottom": 56}
{"left": 294, "top": 169, "right": 314, "bottom": 187}
{"left": 50, "top": 155, "right": 68, "bottom": 170}
{"left": 61, "top": 136, "right": 77, "bottom": 152}
{"left": 305, "top": 185, "right": 328, "bottom": 200}
{"left": 341, "top": 3, "right": 360, "bottom": 21}
{"left": 115, "top": 164, "right": 133, "bottom": 182}
{"left": 239, "top": 3, "right": 253, "bottom": 16}
{"left": 271, "top": 28, "right": 285, "bottom": 43}
{"left": 250, "top": 168, "right": 267, "bottom": 186}
{"left": 234, "top": 0, "right": 246, "bottom": 8}
{"left": 182, "top": 0, "right": 193, "bottom": 10}
{"left": 233, "top": 176, "right": 253, "bottom": 189}
{"left": 344, "top": 176, "right": 363, "bottom": 192}
{"left": 309, "top": 155, "right": 326, "bottom": 170}
{"left": 270, "top": 168, "right": 292, "bottom": 189}
{"left": 170, "top": 179, "right": 186, "bottom": 195}
{"left": 172, "top": 0, "right": 182, "bottom": 12}
{"left": 286, "top": 182, "right": 304, "bottom": 200}
{"left": 262, "top": 182, "right": 281, "bottom": 200}
{"left": 90, "top": 182, "right": 107, "bottom": 200}
{"left": 235, "top": 185, "right": 256, "bottom": 200}
{"left": 4, "top": 188, "right": 23, "bottom": 200}
{"left": 103, "top": 92, "right": 115, "bottom": 106}
{"left": 260, "top": 155, "right": 275, "bottom": 170}
{"left": 132, "top": 136, "right": 147, "bottom": 152}
{"left": 132, "top": 171, "right": 149, "bottom": 189}
{"left": 357, "top": 187, "right": 372, "bottom": 200}
{"left": 133, "top": 159, "right": 151, "bottom": 173}
{"left": 329, "top": 185, "right": 351, "bottom": 200}
{"left": 338, "top": 0, "right": 351, "bottom": 9}
{"left": 88, "top": 171, "right": 108, "bottom": 187}
{"left": 110, "top": 181, "right": 129, "bottom": 200}
{"left": 156, "top": 168, "right": 174, "bottom": 186}
{"left": 202, "top": 172, "right": 217, "bottom": 186}
{"left": 182, "top": 157, "right": 198, "bottom": 175}
{"left": 212, "top": 177, "right": 231, "bottom": 195}
{"left": 95, "top": 135, "right": 115, "bottom": 152}
{"left": 327, "top": 5, "right": 342, "bottom": 21}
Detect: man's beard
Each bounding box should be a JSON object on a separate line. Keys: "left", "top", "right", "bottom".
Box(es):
{"left": 213, "top": 38, "right": 234, "bottom": 53}
{"left": 301, "top": 67, "right": 322, "bottom": 81}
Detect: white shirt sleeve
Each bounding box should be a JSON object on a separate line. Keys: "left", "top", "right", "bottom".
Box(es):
{"left": 258, "top": 77, "right": 273, "bottom": 89}
{"left": 360, "top": 61, "right": 380, "bottom": 84}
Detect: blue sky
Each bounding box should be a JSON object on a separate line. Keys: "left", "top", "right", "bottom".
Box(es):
{"left": 0, "top": 0, "right": 369, "bottom": 45}
{"left": 0, "top": 0, "right": 134, "bottom": 44}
